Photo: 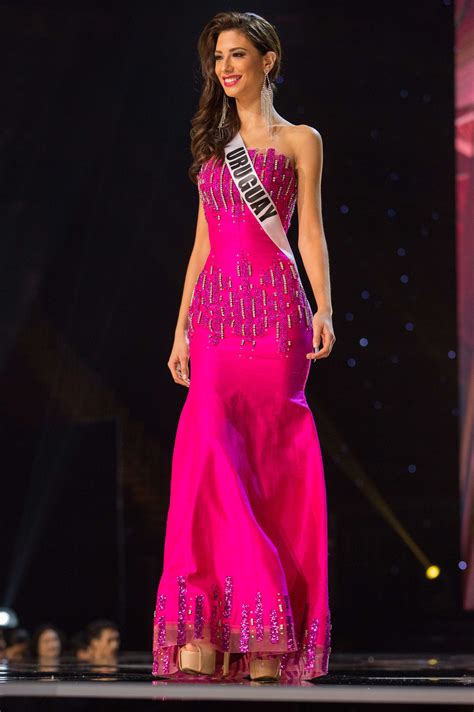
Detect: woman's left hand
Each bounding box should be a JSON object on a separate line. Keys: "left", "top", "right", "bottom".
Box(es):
{"left": 306, "top": 309, "right": 336, "bottom": 362}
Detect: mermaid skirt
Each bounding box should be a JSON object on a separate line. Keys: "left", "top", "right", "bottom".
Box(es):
{"left": 152, "top": 304, "right": 331, "bottom": 680}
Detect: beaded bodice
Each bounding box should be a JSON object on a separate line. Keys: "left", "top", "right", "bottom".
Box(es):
{"left": 188, "top": 147, "right": 313, "bottom": 353}
{"left": 197, "top": 147, "right": 298, "bottom": 233}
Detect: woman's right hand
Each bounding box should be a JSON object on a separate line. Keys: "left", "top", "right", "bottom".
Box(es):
{"left": 168, "top": 331, "right": 191, "bottom": 388}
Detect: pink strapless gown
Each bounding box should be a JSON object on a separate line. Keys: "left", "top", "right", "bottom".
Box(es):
{"left": 152, "top": 147, "right": 331, "bottom": 681}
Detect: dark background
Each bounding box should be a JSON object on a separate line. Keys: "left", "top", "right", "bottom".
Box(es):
{"left": 1, "top": 0, "right": 468, "bottom": 654}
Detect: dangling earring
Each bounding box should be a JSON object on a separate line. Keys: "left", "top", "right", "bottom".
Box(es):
{"left": 261, "top": 67, "right": 274, "bottom": 137}
{"left": 217, "top": 92, "right": 229, "bottom": 138}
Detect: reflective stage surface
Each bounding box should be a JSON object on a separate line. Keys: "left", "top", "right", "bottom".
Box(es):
{"left": 0, "top": 651, "right": 473, "bottom": 708}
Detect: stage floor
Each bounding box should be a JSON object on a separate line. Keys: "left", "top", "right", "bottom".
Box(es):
{"left": 0, "top": 651, "right": 473, "bottom": 707}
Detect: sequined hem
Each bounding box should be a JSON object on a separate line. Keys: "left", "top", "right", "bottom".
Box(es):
{"left": 152, "top": 625, "right": 330, "bottom": 680}
{"left": 152, "top": 574, "right": 332, "bottom": 679}
{"left": 187, "top": 250, "right": 313, "bottom": 353}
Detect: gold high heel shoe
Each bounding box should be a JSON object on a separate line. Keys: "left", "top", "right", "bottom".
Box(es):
{"left": 249, "top": 655, "right": 282, "bottom": 682}
{"left": 178, "top": 641, "right": 231, "bottom": 676}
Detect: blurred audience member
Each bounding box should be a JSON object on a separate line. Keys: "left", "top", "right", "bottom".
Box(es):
{"left": 29, "top": 623, "right": 65, "bottom": 661}
{"left": 86, "top": 619, "right": 120, "bottom": 664}
{"left": 4, "top": 628, "right": 30, "bottom": 661}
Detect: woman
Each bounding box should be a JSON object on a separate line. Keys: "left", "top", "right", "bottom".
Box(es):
{"left": 152, "top": 10, "right": 335, "bottom": 682}
{"left": 29, "top": 624, "right": 64, "bottom": 662}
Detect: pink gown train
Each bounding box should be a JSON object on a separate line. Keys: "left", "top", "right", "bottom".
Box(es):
{"left": 152, "top": 146, "right": 332, "bottom": 680}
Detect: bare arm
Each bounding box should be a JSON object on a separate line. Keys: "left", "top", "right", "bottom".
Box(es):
{"left": 294, "top": 126, "right": 336, "bottom": 361}
{"left": 168, "top": 192, "right": 210, "bottom": 387}
{"left": 174, "top": 193, "right": 211, "bottom": 336}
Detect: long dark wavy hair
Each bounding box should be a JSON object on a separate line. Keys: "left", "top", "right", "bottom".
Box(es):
{"left": 189, "top": 11, "right": 282, "bottom": 184}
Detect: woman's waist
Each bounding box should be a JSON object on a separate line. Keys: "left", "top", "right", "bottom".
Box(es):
{"left": 202, "top": 248, "right": 298, "bottom": 280}
{"left": 206, "top": 235, "right": 296, "bottom": 270}
{"left": 188, "top": 253, "right": 313, "bottom": 352}
{"left": 192, "top": 248, "right": 310, "bottom": 311}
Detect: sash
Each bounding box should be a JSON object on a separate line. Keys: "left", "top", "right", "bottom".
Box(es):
{"left": 224, "top": 132, "right": 299, "bottom": 271}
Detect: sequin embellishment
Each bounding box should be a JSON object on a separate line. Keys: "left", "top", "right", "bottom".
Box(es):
{"left": 270, "top": 608, "right": 279, "bottom": 643}
{"left": 198, "top": 148, "right": 298, "bottom": 233}
{"left": 321, "top": 610, "right": 332, "bottom": 670}
{"left": 152, "top": 574, "right": 331, "bottom": 677}
{"left": 222, "top": 575, "right": 233, "bottom": 651}
{"left": 240, "top": 602, "right": 250, "bottom": 652}
{"left": 176, "top": 575, "right": 187, "bottom": 645}
{"left": 194, "top": 594, "right": 204, "bottom": 639}
{"left": 210, "top": 583, "right": 219, "bottom": 645}
{"left": 255, "top": 591, "right": 264, "bottom": 641}
{"left": 305, "top": 618, "right": 319, "bottom": 668}
{"left": 188, "top": 251, "right": 313, "bottom": 352}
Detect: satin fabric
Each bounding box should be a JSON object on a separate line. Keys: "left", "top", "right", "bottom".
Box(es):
{"left": 152, "top": 147, "right": 331, "bottom": 680}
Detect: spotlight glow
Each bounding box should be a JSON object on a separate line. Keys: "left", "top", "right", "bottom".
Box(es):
{"left": 425, "top": 565, "right": 440, "bottom": 580}
{"left": 0, "top": 608, "right": 19, "bottom": 627}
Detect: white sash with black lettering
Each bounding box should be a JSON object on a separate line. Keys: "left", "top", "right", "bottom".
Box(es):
{"left": 224, "top": 131, "right": 298, "bottom": 269}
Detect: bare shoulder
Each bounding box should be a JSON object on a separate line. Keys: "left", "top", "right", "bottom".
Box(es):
{"left": 276, "top": 123, "right": 322, "bottom": 171}
{"left": 291, "top": 125, "right": 322, "bottom": 166}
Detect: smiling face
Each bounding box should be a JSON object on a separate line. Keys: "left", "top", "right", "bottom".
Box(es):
{"left": 214, "top": 29, "right": 275, "bottom": 99}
